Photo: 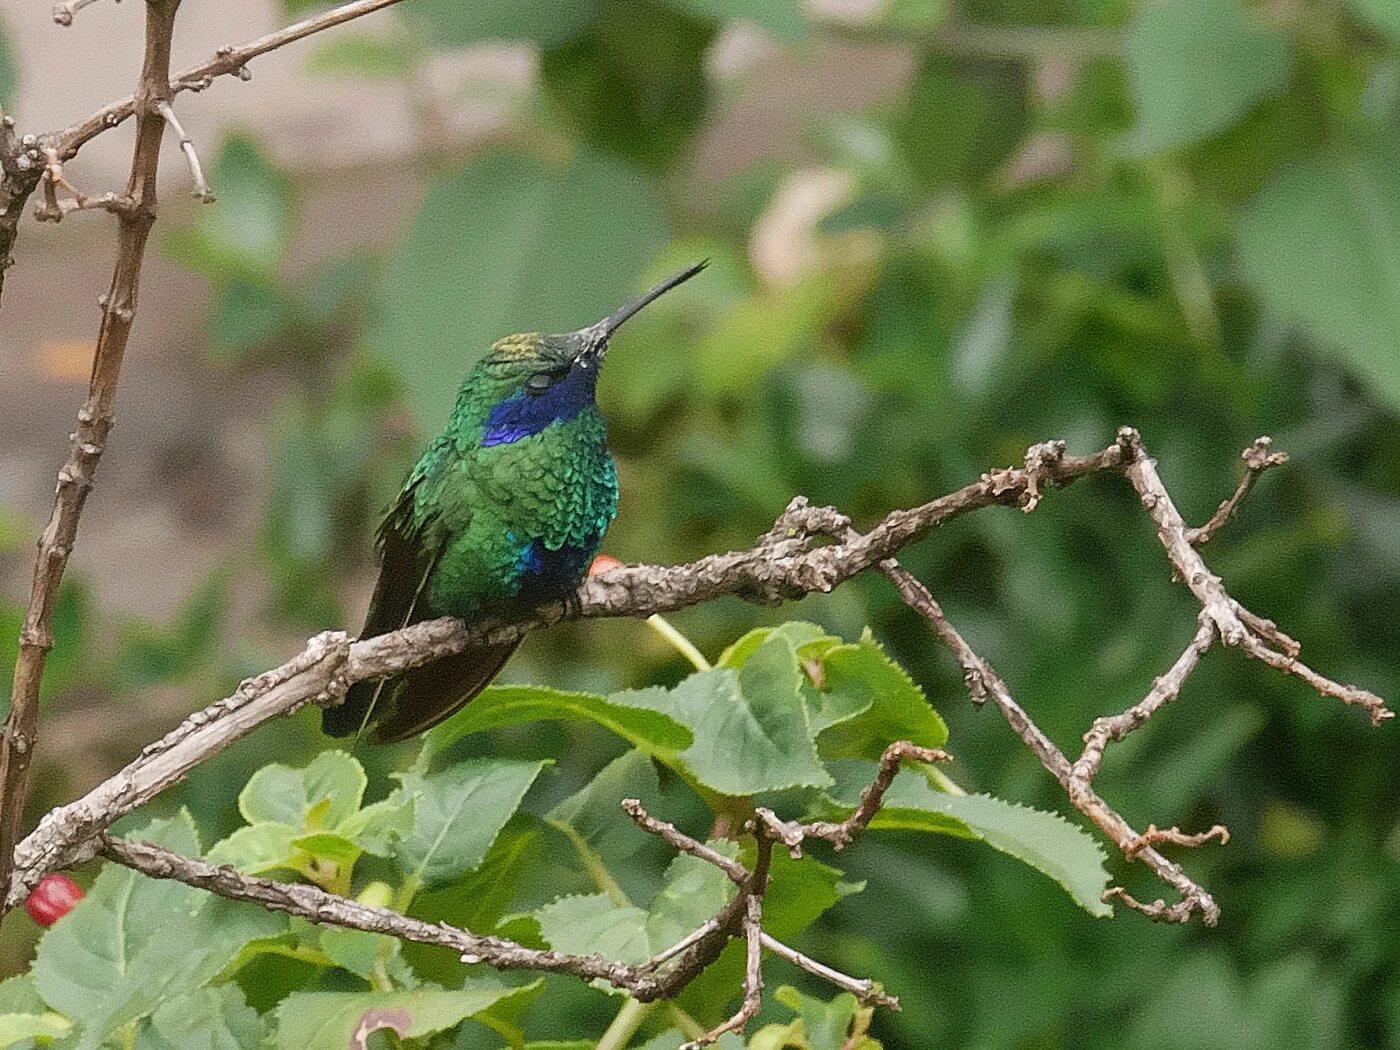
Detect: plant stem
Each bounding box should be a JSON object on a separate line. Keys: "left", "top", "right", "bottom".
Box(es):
{"left": 597, "top": 997, "right": 654, "bottom": 1050}
{"left": 646, "top": 614, "right": 711, "bottom": 672}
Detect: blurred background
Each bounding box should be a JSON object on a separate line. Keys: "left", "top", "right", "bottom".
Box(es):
{"left": 2, "top": 0, "right": 1399, "bottom": 1045}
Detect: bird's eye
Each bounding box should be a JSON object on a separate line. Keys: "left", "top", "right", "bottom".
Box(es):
{"left": 524, "top": 372, "right": 554, "bottom": 396}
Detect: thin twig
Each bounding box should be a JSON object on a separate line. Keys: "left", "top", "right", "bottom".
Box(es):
{"left": 802, "top": 741, "right": 951, "bottom": 850}
{"left": 0, "top": 0, "right": 183, "bottom": 912}
{"left": 52, "top": 0, "right": 103, "bottom": 27}
{"left": 759, "top": 933, "right": 899, "bottom": 1009}
{"left": 1124, "top": 824, "right": 1230, "bottom": 861}
{"left": 155, "top": 101, "right": 214, "bottom": 202}
{"left": 49, "top": 0, "right": 409, "bottom": 160}
{"left": 1186, "top": 437, "right": 1288, "bottom": 546}
{"left": 620, "top": 799, "right": 748, "bottom": 884}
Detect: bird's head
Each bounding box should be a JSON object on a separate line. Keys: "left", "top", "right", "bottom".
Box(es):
{"left": 466, "top": 261, "right": 706, "bottom": 447}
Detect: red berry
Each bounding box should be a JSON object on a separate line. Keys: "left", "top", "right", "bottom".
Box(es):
{"left": 26, "top": 873, "right": 84, "bottom": 926}
{"left": 588, "top": 554, "right": 624, "bottom": 577}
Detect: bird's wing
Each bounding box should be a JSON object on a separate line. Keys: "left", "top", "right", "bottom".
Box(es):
{"left": 322, "top": 466, "right": 446, "bottom": 738}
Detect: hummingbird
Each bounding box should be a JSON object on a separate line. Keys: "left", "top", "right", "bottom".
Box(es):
{"left": 324, "top": 262, "right": 706, "bottom": 743}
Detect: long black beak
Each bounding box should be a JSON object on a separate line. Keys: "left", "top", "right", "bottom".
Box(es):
{"left": 577, "top": 260, "right": 707, "bottom": 358}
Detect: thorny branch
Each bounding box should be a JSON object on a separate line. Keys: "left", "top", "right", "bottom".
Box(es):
{"left": 0, "top": 0, "right": 414, "bottom": 916}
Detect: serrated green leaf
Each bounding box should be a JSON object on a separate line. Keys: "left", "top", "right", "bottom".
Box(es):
{"left": 1237, "top": 143, "right": 1400, "bottom": 412}
{"left": 764, "top": 986, "right": 876, "bottom": 1050}
{"left": 716, "top": 622, "right": 838, "bottom": 670}
{"left": 163, "top": 135, "right": 293, "bottom": 278}
{"left": 534, "top": 851, "right": 733, "bottom": 973}
{"left": 1124, "top": 0, "right": 1292, "bottom": 153}
{"left": 33, "top": 812, "right": 202, "bottom": 1025}
{"left": 613, "top": 635, "right": 831, "bottom": 795}
{"left": 366, "top": 150, "right": 667, "bottom": 426}
{"left": 0, "top": 977, "right": 43, "bottom": 1016}
{"left": 813, "top": 635, "right": 948, "bottom": 758}
{"left": 274, "top": 978, "right": 541, "bottom": 1049}
{"left": 135, "top": 985, "right": 264, "bottom": 1050}
{"left": 238, "top": 750, "right": 367, "bottom": 831}
{"left": 72, "top": 896, "right": 285, "bottom": 1049}
{"left": 869, "top": 777, "right": 1113, "bottom": 918}
{"left": 758, "top": 849, "right": 860, "bottom": 942}
{"left": 425, "top": 685, "right": 691, "bottom": 761}
{"left": 534, "top": 894, "right": 652, "bottom": 965}
{"left": 206, "top": 822, "right": 298, "bottom": 874}
{"left": 395, "top": 759, "right": 547, "bottom": 890}
{"left": 337, "top": 789, "right": 415, "bottom": 856}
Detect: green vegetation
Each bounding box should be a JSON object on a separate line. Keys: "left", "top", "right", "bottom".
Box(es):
{"left": 2, "top": 0, "right": 1398, "bottom": 1046}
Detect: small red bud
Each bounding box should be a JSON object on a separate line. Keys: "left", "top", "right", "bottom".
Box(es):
{"left": 26, "top": 873, "right": 84, "bottom": 926}
{"left": 588, "top": 554, "right": 624, "bottom": 578}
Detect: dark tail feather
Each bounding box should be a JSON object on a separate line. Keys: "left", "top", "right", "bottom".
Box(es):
{"left": 322, "top": 675, "right": 387, "bottom": 738}
{"left": 345, "top": 638, "right": 521, "bottom": 744}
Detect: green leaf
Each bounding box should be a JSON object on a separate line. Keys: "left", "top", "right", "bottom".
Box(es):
{"left": 206, "top": 822, "right": 298, "bottom": 874}
{"left": 1237, "top": 142, "right": 1400, "bottom": 412}
{"left": 134, "top": 985, "right": 264, "bottom": 1050}
{"left": 759, "top": 849, "right": 861, "bottom": 943}
{"left": 273, "top": 978, "right": 541, "bottom": 1049}
{"left": 868, "top": 776, "right": 1113, "bottom": 918}
{"left": 812, "top": 634, "right": 948, "bottom": 759}
{"left": 547, "top": 749, "right": 660, "bottom": 863}
{"left": 395, "top": 759, "right": 547, "bottom": 890}
{"left": 534, "top": 894, "right": 652, "bottom": 965}
{"left": 403, "top": 0, "right": 596, "bottom": 49}
{"left": 614, "top": 635, "right": 831, "bottom": 795}
{"left": 319, "top": 926, "right": 398, "bottom": 981}
{"left": 366, "top": 149, "right": 668, "bottom": 426}
{"left": 305, "top": 33, "right": 414, "bottom": 79}
{"left": 238, "top": 750, "right": 367, "bottom": 831}
{"left": 0, "top": 1013, "right": 68, "bottom": 1047}
{"left": 0, "top": 977, "right": 43, "bottom": 1016}
{"left": 1124, "top": 0, "right": 1292, "bottom": 153}
{"left": 290, "top": 832, "right": 362, "bottom": 867}
{"left": 662, "top": 0, "right": 806, "bottom": 40}
{"left": 762, "top": 986, "right": 876, "bottom": 1050}
{"left": 32, "top": 812, "right": 202, "bottom": 1025}
{"left": 0, "top": 15, "right": 16, "bottom": 109}
{"left": 337, "top": 788, "right": 416, "bottom": 856}
{"left": 426, "top": 685, "right": 691, "bottom": 761}
{"left": 164, "top": 135, "right": 293, "bottom": 278}
{"left": 534, "top": 852, "right": 733, "bottom": 969}
{"left": 75, "top": 897, "right": 285, "bottom": 1049}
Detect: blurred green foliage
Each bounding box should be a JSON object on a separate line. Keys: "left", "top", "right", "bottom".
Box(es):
{"left": 3, "top": 0, "right": 1400, "bottom": 1045}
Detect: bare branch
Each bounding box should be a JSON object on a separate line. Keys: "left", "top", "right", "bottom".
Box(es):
{"left": 620, "top": 798, "right": 748, "bottom": 884}
{"left": 155, "top": 101, "right": 214, "bottom": 202}
{"left": 759, "top": 933, "right": 899, "bottom": 1010}
{"left": 0, "top": 0, "right": 184, "bottom": 910}
{"left": 49, "top": 0, "right": 409, "bottom": 160}
{"left": 5, "top": 433, "right": 1388, "bottom": 928}
{"left": 1187, "top": 436, "right": 1288, "bottom": 546}
{"left": 52, "top": 0, "right": 104, "bottom": 27}
{"left": 802, "top": 741, "right": 951, "bottom": 850}
{"left": 1124, "top": 824, "right": 1230, "bottom": 860}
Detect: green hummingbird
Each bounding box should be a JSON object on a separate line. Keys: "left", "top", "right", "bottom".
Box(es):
{"left": 324, "top": 262, "right": 706, "bottom": 743}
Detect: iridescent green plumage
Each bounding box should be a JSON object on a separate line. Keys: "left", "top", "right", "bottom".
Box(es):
{"left": 324, "top": 263, "right": 704, "bottom": 742}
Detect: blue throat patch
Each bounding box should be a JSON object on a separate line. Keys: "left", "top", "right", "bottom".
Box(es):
{"left": 482, "top": 365, "right": 598, "bottom": 447}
